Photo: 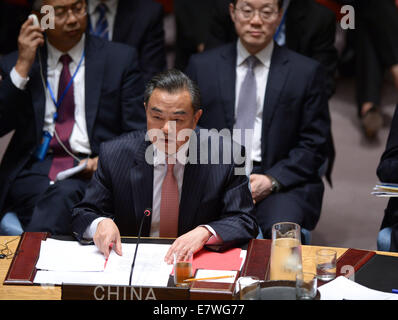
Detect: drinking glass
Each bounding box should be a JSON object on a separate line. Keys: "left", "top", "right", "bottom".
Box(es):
{"left": 270, "top": 222, "right": 303, "bottom": 281}
{"left": 235, "top": 276, "right": 261, "bottom": 300}
{"left": 173, "top": 251, "right": 193, "bottom": 287}
{"left": 316, "top": 249, "right": 337, "bottom": 281}
{"left": 296, "top": 272, "right": 318, "bottom": 300}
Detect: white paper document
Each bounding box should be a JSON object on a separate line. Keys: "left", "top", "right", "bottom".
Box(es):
{"left": 36, "top": 238, "right": 105, "bottom": 272}
{"left": 318, "top": 276, "right": 398, "bottom": 300}
{"left": 34, "top": 239, "right": 173, "bottom": 287}
{"left": 194, "top": 270, "right": 238, "bottom": 283}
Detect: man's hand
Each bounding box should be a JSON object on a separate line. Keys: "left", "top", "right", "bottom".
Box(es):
{"left": 250, "top": 174, "right": 272, "bottom": 204}
{"left": 164, "top": 227, "right": 212, "bottom": 264}
{"left": 15, "top": 17, "right": 44, "bottom": 78}
{"left": 78, "top": 157, "right": 98, "bottom": 179}
{"left": 93, "top": 218, "right": 122, "bottom": 259}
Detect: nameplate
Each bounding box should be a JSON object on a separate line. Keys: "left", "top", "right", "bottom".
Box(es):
{"left": 62, "top": 284, "right": 190, "bottom": 300}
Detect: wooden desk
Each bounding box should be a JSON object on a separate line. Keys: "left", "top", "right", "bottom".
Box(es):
{"left": 1, "top": 236, "right": 397, "bottom": 300}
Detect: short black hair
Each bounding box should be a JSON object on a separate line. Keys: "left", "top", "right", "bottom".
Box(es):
{"left": 231, "top": 0, "right": 284, "bottom": 9}
{"left": 144, "top": 69, "right": 201, "bottom": 112}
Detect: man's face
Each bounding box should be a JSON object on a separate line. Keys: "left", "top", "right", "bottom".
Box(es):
{"left": 43, "top": 0, "right": 87, "bottom": 50}
{"left": 230, "top": 0, "right": 282, "bottom": 54}
{"left": 145, "top": 89, "right": 203, "bottom": 154}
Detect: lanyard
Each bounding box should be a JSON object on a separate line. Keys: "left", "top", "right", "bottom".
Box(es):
{"left": 47, "top": 50, "right": 85, "bottom": 121}
{"left": 273, "top": 7, "right": 288, "bottom": 42}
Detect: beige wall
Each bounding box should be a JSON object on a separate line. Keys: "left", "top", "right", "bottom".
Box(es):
{"left": 0, "top": 131, "right": 13, "bottom": 163}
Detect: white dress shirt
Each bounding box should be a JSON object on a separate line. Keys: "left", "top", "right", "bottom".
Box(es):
{"left": 10, "top": 35, "right": 92, "bottom": 156}
{"left": 84, "top": 141, "right": 221, "bottom": 243}
{"left": 88, "top": 0, "right": 119, "bottom": 41}
{"left": 234, "top": 39, "right": 274, "bottom": 163}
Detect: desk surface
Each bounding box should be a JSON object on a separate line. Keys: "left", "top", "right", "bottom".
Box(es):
{"left": 1, "top": 236, "right": 397, "bottom": 300}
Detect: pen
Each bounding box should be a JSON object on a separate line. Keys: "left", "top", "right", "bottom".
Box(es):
{"left": 184, "top": 275, "right": 235, "bottom": 282}
{"left": 104, "top": 243, "right": 114, "bottom": 269}
{"left": 392, "top": 289, "right": 398, "bottom": 294}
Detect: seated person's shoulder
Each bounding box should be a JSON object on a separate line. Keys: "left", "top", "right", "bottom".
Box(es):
{"left": 90, "top": 35, "right": 138, "bottom": 60}
{"left": 310, "top": 0, "right": 336, "bottom": 21}
{"left": 138, "top": 0, "right": 163, "bottom": 13}
{"left": 0, "top": 50, "right": 20, "bottom": 74}
{"left": 279, "top": 45, "right": 323, "bottom": 74}
{"left": 190, "top": 43, "right": 234, "bottom": 64}
{"left": 99, "top": 130, "right": 146, "bottom": 154}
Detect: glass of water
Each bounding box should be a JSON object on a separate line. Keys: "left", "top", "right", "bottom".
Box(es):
{"left": 296, "top": 272, "right": 317, "bottom": 300}
{"left": 316, "top": 249, "right": 337, "bottom": 281}
{"left": 235, "top": 276, "right": 261, "bottom": 300}
{"left": 270, "top": 222, "right": 303, "bottom": 281}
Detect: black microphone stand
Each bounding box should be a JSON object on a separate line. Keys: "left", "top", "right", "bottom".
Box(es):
{"left": 129, "top": 209, "right": 151, "bottom": 286}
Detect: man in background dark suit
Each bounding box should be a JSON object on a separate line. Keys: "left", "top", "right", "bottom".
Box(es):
{"left": 205, "top": 0, "right": 338, "bottom": 99}
{"left": 72, "top": 69, "right": 258, "bottom": 262}
{"left": 186, "top": 0, "right": 331, "bottom": 239}
{"left": 0, "top": 0, "right": 145, "bottom": 235}
{"left": 202, "top": 0, "right": 336, "bottom": 184}
{"left": 377, "top": 105, "right": 398, "bottom": 252}
{"left": 87, "top": 0, "right": 167, "bottom": 85}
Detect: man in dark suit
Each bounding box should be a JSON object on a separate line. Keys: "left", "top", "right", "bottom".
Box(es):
{"left": 377, "top": 105, "right": 398, "bottom": 252}
{"left": 205, "top": 0, "right": 338, "bottom": 99}
{"left": 72, "top": 69, "right": 258, "bottom": 262}
{"left": 87, "top": 0, "right": 167, "bottom": 85}
{"left": 186, "top": 0, "right": 331, "bottom": 239}
{"left": 0, "top": 0, "right": 145, "bottom": 235}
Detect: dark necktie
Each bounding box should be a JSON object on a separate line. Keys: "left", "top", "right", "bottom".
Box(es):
{"left": 159, "top": 163, "right": 179, "bottom": 237}
{"left": 93, "top": 3, "right": 109, "bottom": 40}
{"left": 234, "top": 55, "right": 259, "bottom": 148}
{"left": 48, "top": 54, "right": 75, "bottom": 181}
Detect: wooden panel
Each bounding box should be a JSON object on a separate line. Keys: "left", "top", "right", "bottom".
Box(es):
{"left": 4, "top": 232, "right": 48, "bottom": 285}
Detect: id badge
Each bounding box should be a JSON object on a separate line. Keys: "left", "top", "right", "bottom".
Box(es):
{"left": 34, "top": 131, "right": 52, "bottom": 161}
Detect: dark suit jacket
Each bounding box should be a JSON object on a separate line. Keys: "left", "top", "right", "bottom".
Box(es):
{"left": 206, "top": 0, "right": 338, "bottom": 98}
{"left": 111, "top": 0, "right": 167, "bottom": 85}
{"left": 186, "top": 43, "right": 331, "bottom": 229}
{"left": 0, "top": 34, "right": 146, "bottom": 216}
{"left": 377, "top": 105, "right": 398, "bottom": 252}
{"left": 72, "top": 130, "right": 258, "bottom": 247}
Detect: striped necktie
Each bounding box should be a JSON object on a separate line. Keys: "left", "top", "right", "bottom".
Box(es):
{"left": 48, "top": 54, "right": 75, "bottom": 181}
{"left": 93, "top": 3, "right": 109, "bottom": 40}
{"left": 159, "top": 163, "right": 179, "bottom": 238}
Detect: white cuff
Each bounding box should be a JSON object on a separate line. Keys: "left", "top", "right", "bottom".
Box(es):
{"left": 83, "top": 217, "right": 107, "bottom": 240}
{"left": 10, "top": 67, "right": 29, "bottom": 90}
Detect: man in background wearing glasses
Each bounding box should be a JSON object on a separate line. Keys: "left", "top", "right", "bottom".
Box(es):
{"left": 0, "top": 0, "right": 146, "bottom": 235}
{"left": 186, "top": 0, "right": 331, "bottom": 240}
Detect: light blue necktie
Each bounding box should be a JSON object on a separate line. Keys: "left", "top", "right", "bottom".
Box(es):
{"left": 234, "top": 55, "right": 259, "bottom": 147}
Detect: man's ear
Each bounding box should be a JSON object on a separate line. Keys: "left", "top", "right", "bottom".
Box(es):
{"left": 194, "top": 109, "right": 203, "bottom": 126}
{"left": 229, "top": 3, "right": 236, "bottom": 24}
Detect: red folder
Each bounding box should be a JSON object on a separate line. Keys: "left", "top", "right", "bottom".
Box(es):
{"left": 192, "top": 248, "right": 243, "bottom": 275}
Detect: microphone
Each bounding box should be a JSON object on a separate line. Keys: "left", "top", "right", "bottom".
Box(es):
{"left": 129, "top": 208, "right": 152, "bottom": 286}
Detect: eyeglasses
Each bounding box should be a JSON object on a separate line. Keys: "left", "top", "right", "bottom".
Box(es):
{"left": 53, "top": 0, "right": 87, "bottom": 22}
{"left": 235, "top": 6, "right": 279, "bottom": 22}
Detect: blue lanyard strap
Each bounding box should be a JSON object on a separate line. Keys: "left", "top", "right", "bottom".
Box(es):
{"left": 273, "top": 9, "right": 288, "bottom": 42}
{"left": 47, "top": 50, "right": 85, "bottom": 121}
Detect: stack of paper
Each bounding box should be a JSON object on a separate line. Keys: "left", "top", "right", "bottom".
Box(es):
{"left": 372, "top": 183, "right": 398, "bottom": 197}
{"left": 34, "top": 239, "right": 173, "bottom": 287}
{"left": 318, "top": 276, "right": 398, "bottom": 300}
